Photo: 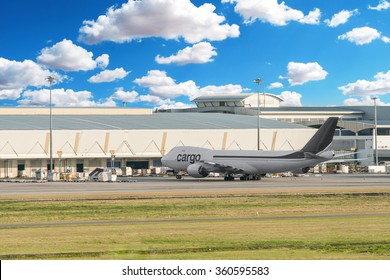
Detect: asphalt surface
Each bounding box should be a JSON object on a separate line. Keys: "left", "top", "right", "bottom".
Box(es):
{"left": 0, "top": 173, "right": 390, "bottom": 197}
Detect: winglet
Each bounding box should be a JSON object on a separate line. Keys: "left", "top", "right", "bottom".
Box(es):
{"left": 300, "top": 117, "right": 339, "bottom": 153}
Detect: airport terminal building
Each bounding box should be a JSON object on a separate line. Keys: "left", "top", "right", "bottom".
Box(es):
{"left": 170, "top": 93, "right": 390, "bottom": 166}
{"left": 0, "top": 107, "right": 316, "bottom": 178}
{"left": 0, "top": 93, "right": 388, "bottom": 178}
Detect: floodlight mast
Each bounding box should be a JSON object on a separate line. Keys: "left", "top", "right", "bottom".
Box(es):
{"left": 254, "top": 78, "right": 263, "bottom": 150}
{"left": 372, "top": 96, "right": 378, "bottom": 165}
{"left": 46, "top": 76, "right": 55, "bottom": 176}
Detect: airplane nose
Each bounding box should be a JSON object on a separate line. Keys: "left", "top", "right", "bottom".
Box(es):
{"left": 161, "top": 153, "right": 169, "bottom": 166}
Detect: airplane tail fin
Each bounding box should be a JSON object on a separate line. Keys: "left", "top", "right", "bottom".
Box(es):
{"left": 300, "top": 117, "right": 339, "bottom": 154}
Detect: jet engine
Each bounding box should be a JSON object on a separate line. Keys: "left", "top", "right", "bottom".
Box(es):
{"left": 187, "top": 163, "right": 210, "bottom": 178}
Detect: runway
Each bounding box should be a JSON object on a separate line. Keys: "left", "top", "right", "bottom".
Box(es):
{"left": 1, "top": 173, "right": 390, "bottom": 198}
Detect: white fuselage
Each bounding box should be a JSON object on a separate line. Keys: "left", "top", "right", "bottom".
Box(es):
{"left": 161, "top": 146, "right": 334, "bottom": 175}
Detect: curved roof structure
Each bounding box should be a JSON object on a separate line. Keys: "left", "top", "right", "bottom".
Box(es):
{"left": 192, "top": 93, "right": 284, "bottom": 108}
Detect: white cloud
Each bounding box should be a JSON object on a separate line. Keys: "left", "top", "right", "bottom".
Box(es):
{"left": 198, "top": 84, "right": 243, "bottom": 97}
{"left": 134, "top": 70, "right": 244, "bottom": 100}
{"left": 338, "top": 27, "right": 382, "bottom": 45}
{"left": 0, "top": 57, "right": 61, "bottom": 100}
{"left": 344, "top": 96, "right": 389, "bottom": 106}
{"left": 324, "top": 9, "right": 358, "bottom": 27}
{"left": 268, "top": 82, "right": 283, "bottom": 89}
{"left": 382, "top": 36, "right": 390, "bottom": 43}
{"left": 299, "top": 8, "right": 321, "bottom": 25}
{"left": 109, "top": 87, "right": 194, "bottom": 109}
{"left": 155, "top": 42, "right": 217, "bottom": 65}
{"left": 134, "top": 70, "right": 199, "bottom": 99}
{"left": 138, "top": 95, "right": 194, "bottom": 110}
{"left": 222, "top": 0, "right": 320, "bottom": 26}
{"left": 96, "top": 54, "right": 109, "bottom": 68}
{"left": 369, "top": 0, "right": 390, "bottom": 11}
{"left": 278, "top": 91, "right": 302, "bottom": 107}
{"left": 0, "top": 89, "right": 22, "bottom": 100}
{"left": 339, "top": 70, "right": 390, "bottom": 96}
{"left": 79, "top": 0, "right": 239, "bottom": 44}
{"left": 283, "top": 62, "right": 328, "bottom": 86}
{"left": 18, "top": 88, "right": 116, "bottom": 107}
{"left": 111, "top": 88, "right": 139, "bottom": 103}
{"left": 88, "top": 68, "right": 129, "bottom": 83}
{"left": 37, "top": 39, "right": 109, "bottom": 71}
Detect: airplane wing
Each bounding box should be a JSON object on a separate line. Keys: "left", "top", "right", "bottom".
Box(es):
{"left": 200, "top": 160, "right": 244, "bottom": 174}
{"left": 325, "top": 158, "right": 367, "bottom": 163}
{"left": 334, "top": 151, "right": 361, "bottom": 158}
{"left": 303, "top": 152, "right": 323, "bottom": 159}
{"left": 326, "top": 151, "right": 366, "bottom": 163}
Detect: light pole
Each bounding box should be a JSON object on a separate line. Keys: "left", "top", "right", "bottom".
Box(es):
{"left": 57, "top": 150, "right": 63, "bottom": 174}
{"left": 46, "top": 76, "right": 55, "bottom": 176}
{"left": 110, "top": 150, "right": 116, "bottom": 168}
{"left": 254, "top": 78, "right": 263, "bottom": 150}
{"left": 372, "top": 96, "right": 378, "bottom": 165}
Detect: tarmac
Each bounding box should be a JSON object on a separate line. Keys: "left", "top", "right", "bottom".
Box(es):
{"left": 0, "top": 173, "right": 390, "bottom": 198}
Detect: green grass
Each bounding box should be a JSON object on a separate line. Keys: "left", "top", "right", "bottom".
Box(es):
{"left": 1, "top": 194, "right": 390, "bottom": 259}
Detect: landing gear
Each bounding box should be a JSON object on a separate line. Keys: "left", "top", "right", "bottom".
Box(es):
{"left": 224, "top": 173, "right": 235, "bottom": 181}
{"left": 176, "top": 174, "right": 182, "bottom": 180}
{"left": 239, "top": 174, "right": 261, "bottom": 181}
{"left": 240, "top": 175, "right": 249, "bottom": 181}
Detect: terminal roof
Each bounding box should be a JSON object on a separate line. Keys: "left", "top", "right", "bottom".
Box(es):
{"left": 0, "top": 112, "right": 306, "bottom": 130}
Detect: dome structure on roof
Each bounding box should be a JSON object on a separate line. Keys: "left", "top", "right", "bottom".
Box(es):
{"left": 192, "top": 93, "right": 283, "bottom": 108}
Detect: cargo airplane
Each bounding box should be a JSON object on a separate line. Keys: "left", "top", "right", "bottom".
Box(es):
{"left": 161, "top": 117, "right": 339, "bottom": 180}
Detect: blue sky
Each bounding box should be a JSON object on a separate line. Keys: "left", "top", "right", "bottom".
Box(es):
{"left": 1, "top": 0, "right": 390, "bottom": 108}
